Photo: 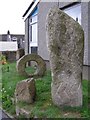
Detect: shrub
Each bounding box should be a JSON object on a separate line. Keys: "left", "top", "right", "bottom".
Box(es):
{"left": 0, "top": 54, "right": 7, "bottom": 65}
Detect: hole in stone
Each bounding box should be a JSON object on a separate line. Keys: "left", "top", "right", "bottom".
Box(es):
{"left": 25, "top": 61, "right": 38, "bottom": 75}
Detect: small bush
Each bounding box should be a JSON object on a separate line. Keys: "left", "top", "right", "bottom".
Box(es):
{"left": 0, "top": 54, "right": 7, "bottom": 65}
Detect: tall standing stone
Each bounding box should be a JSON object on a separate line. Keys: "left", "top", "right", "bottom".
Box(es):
{"left": 46, "top": 7, "right": 84, "bottom": 107}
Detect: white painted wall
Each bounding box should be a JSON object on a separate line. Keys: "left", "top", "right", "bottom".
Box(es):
{"left": 0, "top": 41, "right": 18, "bottom": 51}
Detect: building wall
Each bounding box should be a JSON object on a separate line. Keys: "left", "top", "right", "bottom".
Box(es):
{"left": 0, "top": 34, "right": 25, "bottom": 49}
{"left": 81, "top": 2, "right": 88, "bottom": 65}
{"left": 88, "top": 2, "right": 90, "bottom": 66}
{"left": 59, "top": 1, "right": 73, "bottom": 8}
{"left": 0, "top": 35, "right": 2, "bottom": 41}
{"left": 83, "top": 65, "right": 90, "bottom": 80}
{"left": 25, "top": 18, "right": 29, "bottom": 55}
{"left": 0, "top": 41, "right": 18, "bottom": 51}
{"left": 2, "top": 35, "right": 7, "bottom": 41}
{"left": 38, "top": 2, "right": 58, "bottom": 60}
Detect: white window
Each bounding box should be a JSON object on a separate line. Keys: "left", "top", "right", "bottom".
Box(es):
{"left": 29, "top": 14, "right": 38, "bottom": 46}
{"left": 64, "top": 4, "right": 81, "bottom": 25}
{"left": 32, "top": 23, "right": 38, "bottom": 43}
{"left": 32, "top": 15, "right": 37, "bottom": 23}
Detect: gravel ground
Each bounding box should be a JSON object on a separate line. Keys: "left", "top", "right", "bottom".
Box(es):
{"left": 0, "top": 109, "right": 12, "bottom": 120}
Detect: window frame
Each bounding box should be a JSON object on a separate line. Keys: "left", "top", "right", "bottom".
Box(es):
{"left": 29, "top": 13, "right": 38, "bottom": 43}
{"left": 62, "top": 3, "right": 81, "bottom": 25}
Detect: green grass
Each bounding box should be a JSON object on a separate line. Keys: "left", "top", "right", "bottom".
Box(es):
{"left": 1, "top": 62, "right": 90, "bottom": 119}
{"left": 1, "top": 62, "right": 27, "bottom": 115}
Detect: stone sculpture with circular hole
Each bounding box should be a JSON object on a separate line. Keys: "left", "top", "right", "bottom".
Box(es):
{"left": 16, "top": 53, "right": 46, "bottom": 78}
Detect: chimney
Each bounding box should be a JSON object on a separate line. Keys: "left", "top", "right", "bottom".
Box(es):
{"left": 7, "top": 30, "right": 11, "bottom": 41}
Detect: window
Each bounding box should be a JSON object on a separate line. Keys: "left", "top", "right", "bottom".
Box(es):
{"left": 64, "top": 4, "right": 81, "bottom": 24}
{"left": 12, "top": 37, "right": 17, "bottom": 41}
{"left": 31, "top": 47, "right": 38, "bottom": 53}
{"left": 29, "top": 7, "right": 38, "bottom": 54}
{"left": 32, "top": 15, "right": 37, "bottom": 23}
{"left": 29, "top": 14, "right": 38, "bottom": 43}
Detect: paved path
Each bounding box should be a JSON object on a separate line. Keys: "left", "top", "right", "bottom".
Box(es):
{"left": 0, "top": 109, "right": 12, "bottom": 120}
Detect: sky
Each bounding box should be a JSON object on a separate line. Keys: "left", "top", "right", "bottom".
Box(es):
{"left": 0, "top": 0, "right": 87, "bottom": 35}
{"left": 0, "top": 0, "right": 33, "bottom": 34}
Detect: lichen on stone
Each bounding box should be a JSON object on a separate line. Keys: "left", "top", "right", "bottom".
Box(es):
{"left": 46, "top": 7, "right": 84, "bottom": 107}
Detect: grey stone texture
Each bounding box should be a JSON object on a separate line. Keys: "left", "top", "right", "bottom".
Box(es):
{"left": 46, "top": 7, "right": 84, "bottom": 107}
{"left": 16, "top": 48, "right": 25, "bottom": 60}
{"left": 15, "top": 78, "right": 36, "bottom": 104}
{"left": 16, "top": 53, "right": 46, "bottom": 78}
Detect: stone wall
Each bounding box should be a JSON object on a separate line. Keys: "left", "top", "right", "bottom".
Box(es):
{"left": 16, "top": 48, "right": 25, "bottom": 60}
{"left": 2, "top": 51, "right": 16, "bottom": 62}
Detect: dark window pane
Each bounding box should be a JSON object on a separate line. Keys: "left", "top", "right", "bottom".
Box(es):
{"left": 31, "top": 47, "right": 38, "bottom": 54}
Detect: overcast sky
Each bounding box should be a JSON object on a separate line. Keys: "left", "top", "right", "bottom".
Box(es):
{"left": 0, "top": 0, "right": 33, "bottom": 34}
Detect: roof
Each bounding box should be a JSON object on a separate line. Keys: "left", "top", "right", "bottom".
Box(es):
{"left": 0, "top": 34, "right": 25, "bottom": 41}
{"left": 22, "top": 0, "right": 40, "bottom": 20}
{"left": 22, "top": 1, "right": 35, "bottom": 17}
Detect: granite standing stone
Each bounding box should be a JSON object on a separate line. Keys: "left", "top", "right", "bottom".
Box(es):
{"left": 46, "top": 7, "right": 84, "bottom": 107}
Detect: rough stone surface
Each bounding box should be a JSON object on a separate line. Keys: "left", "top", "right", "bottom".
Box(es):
{"left": 46, "top": 7, "right": 84, "bottom": 107}
{"left": 16, "top": 48, "right": 25, "bottom": 60}
{"left": 16, "top": 106, "right": 31, "bottom": 117}
{"left": 15, "top": 78, "right": 36, "bottom": 104}
{"left": 16, "top": 53, "right": 46, "bottom": 78}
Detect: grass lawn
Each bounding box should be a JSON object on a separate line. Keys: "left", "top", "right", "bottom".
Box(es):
{"left": 1, "top": 62, "right": 90, "bottom": 119}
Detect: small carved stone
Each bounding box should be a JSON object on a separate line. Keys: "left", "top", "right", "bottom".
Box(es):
{"left": 15, "top": 78, "right": 36, "bottom": 104}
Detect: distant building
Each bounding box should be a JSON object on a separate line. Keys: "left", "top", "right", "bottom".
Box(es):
{"left": 0, "top": 30, "right": 25, "bottom": 51}
{"left": 23, "top": 1, "right": 90, "bottom": 80}
{"left": 0, "top": 30, "right": 25, "bottom": 62}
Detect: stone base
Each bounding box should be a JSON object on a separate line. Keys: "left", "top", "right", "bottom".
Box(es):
{"left": 15, "top": 102, "right": 81, "bottom": 118}
{"left": 16, "top": 105, "right": 31, "bottom": 118}
{"left": 51, "top": 79, "right": 82, "bottom": 107}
